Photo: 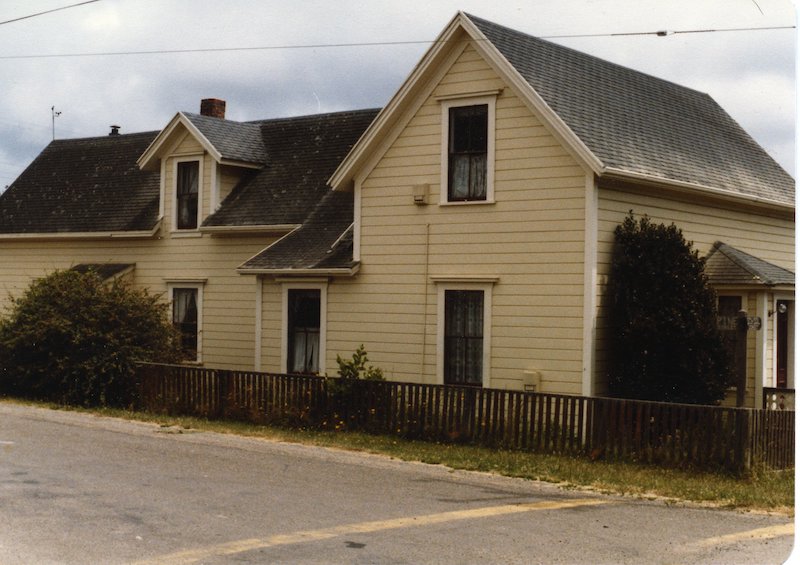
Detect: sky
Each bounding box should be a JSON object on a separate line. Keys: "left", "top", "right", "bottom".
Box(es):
{"left": 0, "top": 0, "right": 795, "bottom": 191}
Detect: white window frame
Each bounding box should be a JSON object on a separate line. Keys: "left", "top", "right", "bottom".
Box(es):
{"left": 167, "top": 282, "right": 204, "bottom": 364}
{"left": 172, "top": 155, "right": 204, "bottom": 233}
{"left": 435, "top": 281, "right": 493, "bottom": 387}
{"left": 440, "top": 95, "right": 496, "bottom": 205}
{"left": 281, "top": 281, "right": 328, "bottom": 375}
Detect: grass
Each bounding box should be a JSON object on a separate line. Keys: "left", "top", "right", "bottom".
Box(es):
{"left": 19, "top": 400, "right": 791, "bottom": 516}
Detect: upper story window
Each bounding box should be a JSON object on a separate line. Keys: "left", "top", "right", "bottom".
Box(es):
{"left": 440, "top": 95, "right": 496, "bottom": 204}
{"left": 448, "top": 105, "right": 487, "bottom": 201}
{"left": 176, "top": 160, "right": 200, "bottom": 230}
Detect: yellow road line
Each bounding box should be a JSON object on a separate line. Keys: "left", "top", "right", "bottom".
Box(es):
{"left": 131, "top": 497, "right": 610, "bottom": 565}
{"left": 684, "top": 522, "right": 794, "bottom": 550}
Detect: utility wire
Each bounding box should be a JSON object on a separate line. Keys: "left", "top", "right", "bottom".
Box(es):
{"left": 0, "top": 24, "right": 793, "bottom": 60}
{"left": 0, "top": 0, "right": 101, "bottom": 27}
{"left": 542, "top": 25, "right": 794, "bottom": 39}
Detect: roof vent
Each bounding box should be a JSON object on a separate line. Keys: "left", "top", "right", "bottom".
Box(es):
{"left": 109, "top": 125, "right": 120, "bottom": 136}
{"left": 200, "top": 98, "right": 226, "bottom": 119}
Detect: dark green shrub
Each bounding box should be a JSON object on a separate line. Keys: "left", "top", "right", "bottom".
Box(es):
{"left": 327, "top": 345, "right": 385, "bottom": 430}
{"left": 0, "top": 269, "right": 182, "bottom": 406}
{"left": 607, "top": 213, "right": 731, "bottom": 404}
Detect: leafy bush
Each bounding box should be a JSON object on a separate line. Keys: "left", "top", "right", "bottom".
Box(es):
{"left": 335, "top": 344, "right": 385, "bottom": 381}
{"left": 606, "top": 213, "right": 731, "bottom": 404}
{"left": 326, "top": 345, "right": 385, "bottom": 430}
{"left": 0, "top": 269, "right": 182, "bottom": 406}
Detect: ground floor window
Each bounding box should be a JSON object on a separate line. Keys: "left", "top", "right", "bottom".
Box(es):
{"left": 287, "top": 289, "right": 321, "bottom": 374}
{"left": 444, "top": 289, "right": 485, "bottom": 386}
{"left": 172, "top": 287, "right": 199, "bottom": 361}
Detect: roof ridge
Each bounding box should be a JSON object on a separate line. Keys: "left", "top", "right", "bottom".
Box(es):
{"left": 49, "top": 130, "right": 160, "bottom": 144}
{"left": 463, "top": 12, "right": 712, "bottom": 99}
{"left": 245, "top": 107, "right": 382, "bottom": 125}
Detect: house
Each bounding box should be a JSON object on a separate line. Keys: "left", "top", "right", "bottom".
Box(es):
{"left": 0, "top": 13, "right": 793, "bottom": 408}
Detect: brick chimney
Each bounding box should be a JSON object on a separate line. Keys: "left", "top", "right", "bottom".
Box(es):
{"left": 200, "top": 98, "right": 226, "bottom": 119}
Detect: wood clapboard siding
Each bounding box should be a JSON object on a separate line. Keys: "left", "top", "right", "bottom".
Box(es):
{"left": 322, "top": 43, "right": 588, "bottom": 392}
{"left": 594, "top": 185, "right": 795, "bottom": 398}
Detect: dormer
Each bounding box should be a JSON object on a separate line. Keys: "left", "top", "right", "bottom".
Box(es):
{"left": 137, "top": 99, "right": 266, "bottom": 234}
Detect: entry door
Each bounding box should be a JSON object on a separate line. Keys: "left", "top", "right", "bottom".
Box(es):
{"left": 776, "top": 300, "right": 793, "bottom": 388}
{"left": 287, "top": 289, "right": 321, "bottom": 374}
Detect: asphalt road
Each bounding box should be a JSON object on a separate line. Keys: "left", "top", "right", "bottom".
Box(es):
{"left": 0, "top": 402, "right": 793, "bottom": 564}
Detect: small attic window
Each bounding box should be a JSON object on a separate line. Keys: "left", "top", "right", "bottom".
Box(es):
{"left": 176, "top": 160, "right": 200, "bottom": 230}
{"left": 440, "top": 95, "right": 496, "bottom": 205}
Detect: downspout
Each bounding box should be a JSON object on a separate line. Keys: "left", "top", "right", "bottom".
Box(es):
{"left": 254, "top": 275, "right": 263, "bottom": 371}
{"left": 420, "top": 223, "right": 430, "bottom": 380}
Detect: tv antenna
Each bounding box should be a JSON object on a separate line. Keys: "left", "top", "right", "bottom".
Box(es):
{"left": 51, "top": 106, "right": 61, "bottom": 140}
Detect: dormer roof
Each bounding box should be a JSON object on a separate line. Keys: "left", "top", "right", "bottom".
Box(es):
{"left": 137, "top": 112, "right": 266, "bottom": 171}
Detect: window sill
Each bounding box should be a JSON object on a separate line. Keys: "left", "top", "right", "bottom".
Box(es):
{"left": 170, "top": 230, "right": 203, "bottom": 238}
{"left": 438, "top": 199, "right": 496, "bottom": 207}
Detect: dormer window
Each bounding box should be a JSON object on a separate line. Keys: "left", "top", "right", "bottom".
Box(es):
{"left": 176, "top": 160, "right": 200, "bottom": 230}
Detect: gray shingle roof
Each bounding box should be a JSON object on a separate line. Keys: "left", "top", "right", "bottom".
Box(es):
{"left": 467, "top": 13, "right": 794, "bottom": 206}
{"left": 239, "top": 190, "right": 355, "bottom": 271}
{"left": 183, "top": 112, "right": 266, "bottom": 165}
{"left": 203, "top": 109, "right": 378, "bottom": 227}
{"left": 705, "top": 241, "right": 794, "bottom": 286}
{"left": 0, "top": 132, "right": 160, "bottom": 234}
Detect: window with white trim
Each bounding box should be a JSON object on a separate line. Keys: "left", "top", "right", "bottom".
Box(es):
{"left": 175, "top": 159, "right": 200, "bottom": 230}
{"left": 287, "top": 289, "right": 321, "bottom": 374}
{"left": 440, "top": 96, "right": 495, "bottom": 204}
{"left": 170, "top": 284, "right": 203, "bottom": 362}
{"left": 436, "top": 281, "right": 493, "bottom": 387}
{"left": 282, "top": 283, "right": 327, "bottom": 375}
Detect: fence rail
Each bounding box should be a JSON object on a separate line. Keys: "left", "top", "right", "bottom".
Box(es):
{"left": 136, "top": 364, "right": 794, "bottom": 473}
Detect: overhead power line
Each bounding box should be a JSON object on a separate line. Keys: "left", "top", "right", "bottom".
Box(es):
{"left": 0, "top": 0, "right": 102, "bottom": 27}
{"left": 0, "top": 24, "right": 793, "bottom": 60}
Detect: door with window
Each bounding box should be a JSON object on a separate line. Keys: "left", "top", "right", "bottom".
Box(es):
{"left": 287, "top": 289, "right": 321, "bottom": 374}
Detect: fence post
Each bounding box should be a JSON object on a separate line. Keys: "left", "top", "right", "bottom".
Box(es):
{"left": 217, "top": 369, "right": 230, "bottom": 420}
{"left": 734, "top": 409, "right": 752, "bottom": 473}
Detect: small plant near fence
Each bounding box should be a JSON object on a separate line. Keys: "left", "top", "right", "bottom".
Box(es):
{"left": 327, "top": 345, "right": 384, "bottom": 430}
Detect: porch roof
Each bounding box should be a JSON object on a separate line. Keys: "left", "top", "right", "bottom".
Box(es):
{"left": 705, "top": 242, "right": 794, "bottom": 287}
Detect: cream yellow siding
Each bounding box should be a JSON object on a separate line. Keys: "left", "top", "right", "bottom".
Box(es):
{"left": 298, "top": 44, "right": 589, "bottom": 393}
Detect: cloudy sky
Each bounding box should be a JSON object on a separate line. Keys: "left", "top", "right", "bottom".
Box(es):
{"left": 0, "top": 0, "right": 795, "bottom": 191}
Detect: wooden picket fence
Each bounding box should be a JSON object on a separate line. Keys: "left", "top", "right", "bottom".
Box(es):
{"left": 135, "top": 364, "right": 794, "bottom": 473}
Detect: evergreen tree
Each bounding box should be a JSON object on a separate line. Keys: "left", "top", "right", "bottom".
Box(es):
{"left": 607, "top": 213, "right": 730, "bottom": 404}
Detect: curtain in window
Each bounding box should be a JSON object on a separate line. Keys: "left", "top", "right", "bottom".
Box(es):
{"left": 173, "top": 288, "right": 198, "bottom": 359}
{"left": 291, "top": 329, "right": 319, "bottom": 374}
{"left": 445, "top": 290, "right": 484, "bottom": 385}
{"left": 288, "top": 290, "right": 321, "bottom": 374}
{"left": 177, "top": 161, "right": 199, "bottom": 229}
{"left": 448, "top": 105, "right": 487, "bottom": 201}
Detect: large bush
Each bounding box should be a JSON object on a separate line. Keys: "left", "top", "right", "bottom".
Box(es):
{"left": 0, "top": 269, "right": 181, "bottom": 406}
{"left": 607, "top": 214, "right": 730, "bottom": 404}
